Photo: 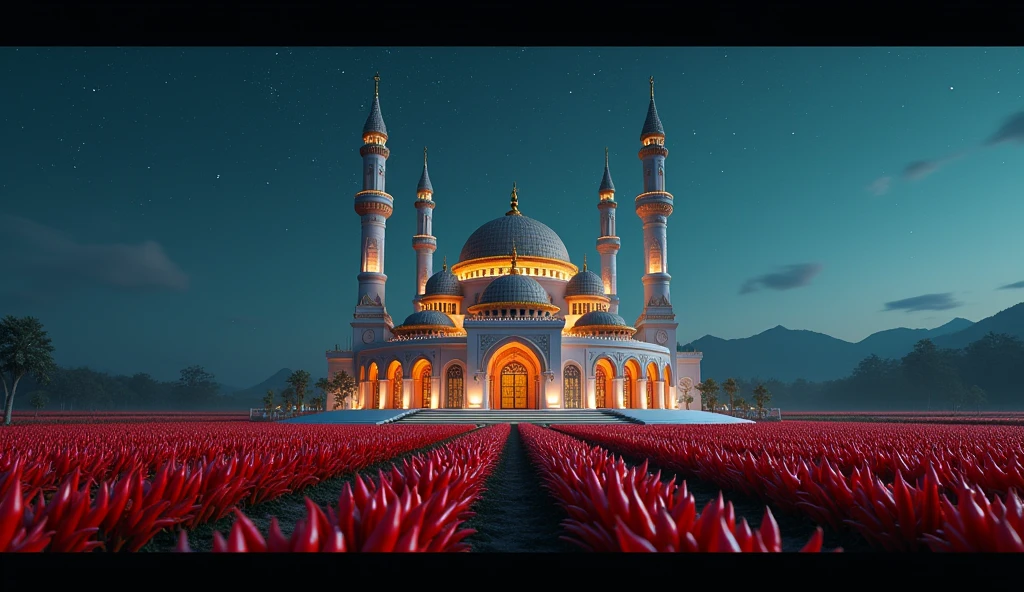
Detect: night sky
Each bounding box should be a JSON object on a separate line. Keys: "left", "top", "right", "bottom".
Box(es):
{"left": 2, "top": 47, "right": 1023, "bottom": 388}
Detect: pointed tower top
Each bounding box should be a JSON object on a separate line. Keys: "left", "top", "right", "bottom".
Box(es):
{"left": 417, "top": 146, "right": 433, "bottom": 194}
{"left": 641, "top": 75, "right": 665, "bottom": 138}
{"left": 442, "top": 255, "right": 447, "bottom": 272}
{"left": 599, "top": 147, "right": 615, "bottom": 194}
{"left": 510, "top": 238, "right": 518, "bottom": 273}
{"left": 362, "top": 72, "right": 388, "bottom": 138}
{"left": 583, "top": 253, "right": 588, "bottom": 272}
{"left": 374, "top": 72, "right": 381, "bottom": 97}
{"left": 506, "top": 181, "right": 522, "bottom": 216}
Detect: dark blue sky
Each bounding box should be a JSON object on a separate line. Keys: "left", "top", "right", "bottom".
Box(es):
{"left": 2, "top": 47, "right": 1022, "bottom": 388}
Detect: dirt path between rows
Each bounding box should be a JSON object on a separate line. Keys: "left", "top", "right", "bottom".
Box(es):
{"left": 462, "top": 424, "right": 581, "bottom": 553}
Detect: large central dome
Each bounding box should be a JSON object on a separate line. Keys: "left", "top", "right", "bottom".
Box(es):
{"left": 458, "top": 215, "right": 570, "bottom": 263}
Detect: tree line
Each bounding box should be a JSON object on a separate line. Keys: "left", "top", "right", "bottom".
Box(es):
{"left": 0, "top": 315, "right": 362, "bottom": 425}
{"left": 692, "top": 332, "right": 1024, "bottom": 412}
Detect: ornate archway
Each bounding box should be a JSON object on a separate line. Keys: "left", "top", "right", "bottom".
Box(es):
{"left": 563, "top": 364, "right": 583, "bottom": 409}
{"left": 445, "top": 364, "right": 464, "bottom": 408}
{"left": 663, "top": 364, "right": 673, "bottom": 409}
{"left": 623, "top": 358, "right": 640, "bottom": 409}
{"left": 485, "top": 341, "right": 543, "bottom": 410}
{"left": 387, "top": 360, "right": 404, "bottom": 409}
{"left": 594, "top": 358, "right": 615, "bottom": 409}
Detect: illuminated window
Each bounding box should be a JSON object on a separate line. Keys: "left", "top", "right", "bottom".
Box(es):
{"left": 446, "top": 365, "right": 464, "bottom": 408}
{"left": 595, "top": 367, "right": 607, "bottom": 408}
{"left": 563, "top": 365, "right": 582, "bottom": 409}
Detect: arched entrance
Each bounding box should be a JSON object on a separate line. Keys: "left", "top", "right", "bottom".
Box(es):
{"left": 623, "top": 359, "right": 640, "bottom": 409}
{"left": 485, "top": 341, "right": 544, "bottom": 410}
{"left": 645, "top": 362, "right": 659, "bottom": 409}
{"left": 663, "top": 364, "right": 673, "bottom": 409}
{"left": 594, "top": 358, "right": 615, "bottom": 409}
{"left": 445, "top": 364, "right": 464, "bottom": 408}
{"left": 368, "top": 362, "right": 380, "bottom": 409}
{"left": 412, "top": 358, "right": 432, "bottom": 408}
{"left": 387, "top": 360, "right": 404, "bottom": 409}
{"left": 563, "top": 364, "right": 583, "bottom": 409}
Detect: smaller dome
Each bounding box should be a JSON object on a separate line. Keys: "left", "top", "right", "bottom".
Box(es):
{"left": 400, "top": 310, "right": 455, "bottom": 328}
{"left": 575, "top": 310, "right": 630, "bottom": 328}
{"left": 424, "top": 268, "right": 462, "bottom": 297}
{"left": 565, "top": 269, "right": 605, "bottom": 298}
{"left": 479, "top": 273, "right": 550, "bottom": 306}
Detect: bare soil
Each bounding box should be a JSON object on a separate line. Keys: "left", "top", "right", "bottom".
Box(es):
{"left": 462, "top": 424, "right": 581, "bottom": 553}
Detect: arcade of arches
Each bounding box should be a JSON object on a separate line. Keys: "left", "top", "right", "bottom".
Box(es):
{"left": 359, "top": 353, "right": 674, "bottom": 410}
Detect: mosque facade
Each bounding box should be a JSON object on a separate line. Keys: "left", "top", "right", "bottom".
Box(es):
{"left": 327, "top": 74, "right": 703, "bottom": 412}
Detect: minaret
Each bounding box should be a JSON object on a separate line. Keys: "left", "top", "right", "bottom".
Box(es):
{"left": 413, "top": 146, "right": 436, "bottom": 307}
{"left": 634, "top": 76, "right": 678, "bottom": 364}
{"left": 352, "top": 72, "right": 395, "bottom": 348}
{"left": 596, "top": 147, "right": 621, "bottom": 314}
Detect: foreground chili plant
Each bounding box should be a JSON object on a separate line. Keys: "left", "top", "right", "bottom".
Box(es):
{"left": 176, "top": 424, "right": 511, "bottom": 552}
{"left": 519, "top": 424, "right": 830, "bottom": 552}
{"left": 553, "top": 423, "right": 1024, "bottom": 552}
{"left": 0, "top": 423, "right": 473, "bottom": 551}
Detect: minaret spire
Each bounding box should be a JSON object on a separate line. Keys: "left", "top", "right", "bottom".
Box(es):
{"left": 583, "top": 253, "right": 588, "bottom": 272}
{"left": 506, "top": 181, "right": 521, "bottom": 216}
{"left": 442, "top": 255, "right": 447, "bottom": 272}
{"left": 413, "top": 145, "right": 437, "bottom": 299}
{"left": 374, "top": 72, "right": 380, "bottom": 97}
{"left": 510, "top": 238, "right": 518, "bottom": 274}
{"left": 596, "top": 147, "right": 620, "bottom": 312}
{"left": 650, "top": 75, "right": 655, "bottom": 98}
{"left": 363, "top": 72, "right": 388, "bottom": 139}
{"left": 417, "top": 146, "right": 433, "bottom": 197}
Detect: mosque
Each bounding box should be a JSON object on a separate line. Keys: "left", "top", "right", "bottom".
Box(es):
{"left": 326, "top": 73, "right": 703, "bottom": 413}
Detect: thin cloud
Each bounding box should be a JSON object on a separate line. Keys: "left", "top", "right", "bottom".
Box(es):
{"left": 998, "top": 280, "right": 1024, "bottom": 290}
{"left": 0, "top": 214, "right": 189, "bottom": 294}
{"left": 986, "top": 111, "right": 1024, "bottom": 146}
{"left": 868, "top": 109, "right": 1024, "bottom": 195}
{"left": 883, "top": 293, "right": 962, "bottom": 313}
{"left": 740, "top": 263, "right": 822, "bottom": 295}
{"left": 867, "top": 176, "right": 891, "bottom": 196}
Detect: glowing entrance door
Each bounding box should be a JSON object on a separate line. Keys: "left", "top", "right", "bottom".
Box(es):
{"left": 500, "top": 362, "right": 529, "bottom": 409}
{"left": 563, "top": 365, "right": 583, "bottom": 409}
{"left": 595, "top": 367, "right": 607, "bottom": 408}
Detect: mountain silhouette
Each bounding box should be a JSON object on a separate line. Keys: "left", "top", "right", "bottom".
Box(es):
{"left": 229, "top": 368, "right": 294, "bottom": 405}
{"left": 683, "top": 315, "right": 981, "bottom": 382}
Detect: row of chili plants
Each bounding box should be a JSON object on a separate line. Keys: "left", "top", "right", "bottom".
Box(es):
{"left": 7, "top": 411, "right": 250, "bottom": 424}
{"left": 0, "top": 423, "right": 473, "bottom": 552}
{"left": 176, "top": 424, "right": 511, "bottom": 552}
{"left": 518, "top": 423, "right": 831, "bottom": 552}
{"left": 552, "top": 423, "right": 1024, "bottom": 552}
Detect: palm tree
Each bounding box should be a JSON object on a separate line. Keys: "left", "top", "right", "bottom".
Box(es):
{"left": 1, "top": 316, "right": 58, "bottom": 426}
{"left": 722, "top": 378, "right": 738, "bottom": 416}
{"left": 733, "top": 397, "right": 748, "bottom": 418}
{"left": 696, "top": 378, "right": 719, "bottom": 412}
{"left": 263, "top": 389, "right": 275, "bottom": 413}
{"left": 286, "top": 370, "right": 311, "bottom": 411}
{"left": 752, "top": 384, "right": 772, "bottom": 420}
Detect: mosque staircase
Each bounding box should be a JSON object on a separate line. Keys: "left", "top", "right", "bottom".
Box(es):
{"left": 387, "top": 409, "right": 642, "bottom": 425}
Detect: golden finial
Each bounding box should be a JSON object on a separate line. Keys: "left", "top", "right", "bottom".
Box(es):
{"left": 510, "top": 238, "right": 518, "bottom": 273}
{"left": 604, "top": 147, "right": 609, "bottom": 168}
{"left": 423, "top": 146, "right": 428, "bottom": 166}
{"left": 374, "top": 72, "right": 380, "bottom": 97}
{"left": 506, "top": 181, "right": 521, "bottom": 216}
{"left": 442, "top": 255, "right": 447, "bottom": 272}
{"left": 583, "top": 253, "right": 588, "bottom": 272}
{"left": 649, "top": 75, "right": 655, "bottom": 98}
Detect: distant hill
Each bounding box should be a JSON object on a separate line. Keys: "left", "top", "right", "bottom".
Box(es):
{"left": 934, "top": 303, "right": 1024, "bottom": 350}
{"left": 227, "top": 368, "right": 294, "bottom": 406}
{"left": 683, "top": 316, "right": 980, "bottom": 383}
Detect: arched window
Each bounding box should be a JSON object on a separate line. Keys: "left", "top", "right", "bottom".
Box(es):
{"left": 421, "top": 364, "right": 432, "bottom": 408}
{"left": 445, "top": 365, "right": 464, "bottom": 408}
{"left": 365, "top": 238, "right": 380, "bottom": 273}
{"left": 392, "top": 367, "right": 404, "bottom": 408}
{"left": 372, "top": 380, "right": 380, "bottom": 409}
{"left": 648, "top": 241, "right": 662, "bottom": 274}
{"left": 595, "top": 367, "right": 607, "bottom": 408}
{"left": 563, "top": 365, "right": 582, "bottom": 409}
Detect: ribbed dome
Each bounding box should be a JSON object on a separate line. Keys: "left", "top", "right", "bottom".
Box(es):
{"left": 424, "top": 268, "right": 461, "bottom": 297}
{"left": 565, "top": 269, "right": 605, "bottom": 298}
{"left": 400, "top": 310, "right": 455, "bottom": 328}
{"left": 479, "top": 273, "right": 550, "bottom": 306}
{"left": 575, "top": 310, "right": 630, "bottom": 328}
{"left": 459, "top": 215, "right": 570, "bottom": 263}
